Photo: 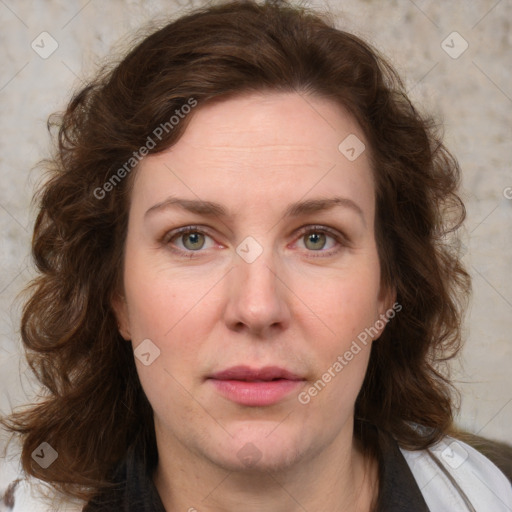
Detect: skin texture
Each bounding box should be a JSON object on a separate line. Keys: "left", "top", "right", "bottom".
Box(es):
{"left": 113, "top": 92, "right": 394, "bottom": 512}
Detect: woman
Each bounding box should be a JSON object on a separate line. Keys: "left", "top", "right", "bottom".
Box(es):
{"left": 2, "top": 1, "right": 511, "bottom": 510}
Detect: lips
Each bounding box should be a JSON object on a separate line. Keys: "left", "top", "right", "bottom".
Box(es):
{"left": 208, "top": 365, "right": 305, "bottom": 406}
{"left": 209, "top": 365, "right": 304, "bottom": 382}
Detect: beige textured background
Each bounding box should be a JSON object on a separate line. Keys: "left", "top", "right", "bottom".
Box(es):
{"left": 1, "top": 0, "right": 511, "bottom": 508}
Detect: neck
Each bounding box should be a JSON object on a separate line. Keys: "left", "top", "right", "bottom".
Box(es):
{"left": 153, "top": 420, "right": 379, "bottom": 512}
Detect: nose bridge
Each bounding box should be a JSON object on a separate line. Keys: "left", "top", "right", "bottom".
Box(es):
{"left": 238, "top": 254, "right": 278, "bottom": 301}
{"left": 225, "top": 238, "right": 289, "bottom": 333}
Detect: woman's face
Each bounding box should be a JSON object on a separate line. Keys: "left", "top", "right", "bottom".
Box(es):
{"left": 113, "top": 91, "right": 393, "bottom": 473}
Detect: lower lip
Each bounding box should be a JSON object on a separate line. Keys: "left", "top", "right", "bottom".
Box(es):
{"left": 209, "top": 379, "right": 304, "bottom": 406}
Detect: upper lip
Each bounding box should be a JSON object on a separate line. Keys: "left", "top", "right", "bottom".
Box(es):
{"left": 209, "top": 365, "right": 304, "bottom": 381}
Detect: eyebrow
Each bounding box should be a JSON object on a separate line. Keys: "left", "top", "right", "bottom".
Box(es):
{"left": 144, "top": 196, "right": 366, "bottom": 225}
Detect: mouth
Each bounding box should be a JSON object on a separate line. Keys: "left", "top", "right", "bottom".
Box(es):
{"left": 207, "top": 365, "right": 305, "bottom": 406}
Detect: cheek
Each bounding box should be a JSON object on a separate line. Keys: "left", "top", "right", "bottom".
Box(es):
{"left": 135, "top": 358, "right": 198, "bottom": 434}
{"left": 123, "top": 260, "right": 220, "bottom": 398}
{"left": 301, "top": 282, "right": 376, "bottom": 415}
{"left": 298, "top": 267, "right": 382, "bottom": 338}
{"left": 123, "top": 251, "right": 219, "bottom": 342}
{"left": 294, "top": 265, "right": 382, "bottom": 404}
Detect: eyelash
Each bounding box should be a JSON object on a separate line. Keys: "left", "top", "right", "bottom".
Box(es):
{"left": 162, "top": 224, "right": 348, "bottom": 259}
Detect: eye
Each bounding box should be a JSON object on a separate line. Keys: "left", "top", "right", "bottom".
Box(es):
{"left": 294, "top": 226, "right": 346, "bottom": 257}
{"left": 163, "top": 225, "right": 217, "bottom": 257}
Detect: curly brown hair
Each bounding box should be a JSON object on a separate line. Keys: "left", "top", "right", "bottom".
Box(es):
{"left": 2, "top": 0, "right": 470, "bottom": 503}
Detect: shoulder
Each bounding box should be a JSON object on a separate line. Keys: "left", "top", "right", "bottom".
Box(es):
{"left": 400, "top": 434, "right": 512, "bottom": 511}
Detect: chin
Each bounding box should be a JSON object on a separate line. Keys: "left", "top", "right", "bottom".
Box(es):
{"left": 204, "top": 425, "right": 313, "bottom": 473}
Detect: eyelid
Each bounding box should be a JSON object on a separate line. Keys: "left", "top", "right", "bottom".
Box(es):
{"left": 295, "top": 224, "right": 347, "bottom": 242}
{"left": 162, "top": 225, "right": 215, "bottom": 244}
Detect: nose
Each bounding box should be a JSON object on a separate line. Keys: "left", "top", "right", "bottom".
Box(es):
{"left": 223, "top": 248, "right": 291, "bottom": 337}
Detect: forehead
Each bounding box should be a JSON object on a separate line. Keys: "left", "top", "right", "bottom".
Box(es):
{"left": 130, "top": 91, "right": 375, "bottom": 222}
{"left": 163, "top": 91, "right": 366, "bottom": 159}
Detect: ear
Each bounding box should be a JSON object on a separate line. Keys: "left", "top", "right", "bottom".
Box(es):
{"left": 377, "top": 282, "right": 397, "bottom": 316}
{"left": 374, "top": 283, "right": 398, "bottom": 340}
{"left": 111, "top": 292, "right": 131, "bottom": 340}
